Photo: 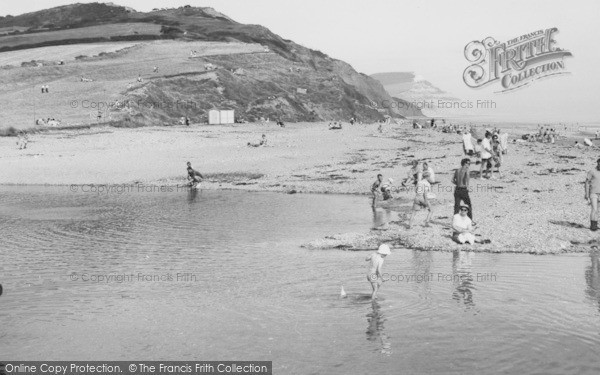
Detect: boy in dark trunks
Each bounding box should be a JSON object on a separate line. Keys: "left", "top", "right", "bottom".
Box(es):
{"left": 452, "top": 158, "right": 475, "bottom": 223}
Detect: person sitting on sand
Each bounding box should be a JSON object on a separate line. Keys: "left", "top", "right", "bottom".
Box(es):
{"left": 402, "top": 160, "right": 420, "bottom": 186}
{"left": 371, "top": 174, "right": 383, "bottom": 205}
{"left": 366, "top": 244, "right": 391, "bottom": 300}
{"left": 186, "top": 161, "right": 204, "bottom": 188}
{"left": 422, "top": 162, "right": 435, "bottom": 184}
{"left": 585, "top": 158, "right": 600, "bottom": 231}
{"left": 248, "top": 134, "right": 267, "bottom": 147}
{"left": 452, "top": 202, "right": 475, "bottom": 245}
{"left": 408, "top": 171, "right": 434, "bottom": 228}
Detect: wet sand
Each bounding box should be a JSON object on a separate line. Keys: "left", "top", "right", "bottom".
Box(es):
{"left": 2, "top": 121, "right": 598, "bottom": 253}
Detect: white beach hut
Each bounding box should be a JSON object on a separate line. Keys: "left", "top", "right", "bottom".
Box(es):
{"left": 208, "top": 109, "right": 235, "bottom": 124}
{"left": 208, "top": 110, "right": 220, "bottom": 124}
{"left": 220, "top": 110, "right": 234, "bottom": 124}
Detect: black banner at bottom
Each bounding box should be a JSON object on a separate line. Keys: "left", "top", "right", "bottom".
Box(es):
{"left": 0, "top": 362, "right": 272, "bottom": 375}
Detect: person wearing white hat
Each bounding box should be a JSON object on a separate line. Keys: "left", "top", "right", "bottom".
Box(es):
{"left": 452, "top": 201, "right": 475, "bottom": 245}
{"left": 365, "top": 244, "right": 391, "bottom": 299}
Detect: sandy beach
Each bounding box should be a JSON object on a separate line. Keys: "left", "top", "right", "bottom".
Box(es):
{"left": 2, "top": 121, "right": 598, "bottom": 254}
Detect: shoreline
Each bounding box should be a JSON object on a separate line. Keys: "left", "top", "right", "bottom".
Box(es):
{"left": 3, "top": 121, "right": 599, "bottom": 254}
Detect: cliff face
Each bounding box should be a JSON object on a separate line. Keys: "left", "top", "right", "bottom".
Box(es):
{"left": 371, "top": 72, "right": 467, "bottom": 118}
{"left": 0, "top": 3, "right": 417, "bottom": 124}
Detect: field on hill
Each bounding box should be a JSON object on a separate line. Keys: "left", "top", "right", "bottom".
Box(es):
{"left": 0, "top": 40, "right": 268, "bottom": 128}
{"left": 0, "top": 26, "right": 29, "bottom": 35}
{"left": 0, "top": 23, "right": 162, "bottom": 49}
{"left": 0, "top": 42, "right": 140, "bottom": 66}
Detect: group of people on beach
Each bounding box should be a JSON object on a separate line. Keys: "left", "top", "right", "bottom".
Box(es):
{"left": 367, "top": 157, "right": 478, "bottom": 298}
{"left": 463, "top": 129, "right": 507, "bottom": 180}
{"left": 370, "top": 159, "right": 437, "bottom": 228}
{"left": 522, "top": 126, "right": 558, "bottom": 143}
{"left": 368, "top": 121, "right": 497, "bottom": 283}
{"left": 327, "top": 117, "right": 367, "bottom": 130}
{"left": 328, "top": 121, "right": 343, "bottom": 130}
{"left": 412, "top": 119, "right": 471, "bottom": 135}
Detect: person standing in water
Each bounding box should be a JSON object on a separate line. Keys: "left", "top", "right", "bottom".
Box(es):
{"left": 366, "top": 244, "right": 391, "bottom": 299}
{"left": 186, "top": 161, "right": 204, "bottom": 188}
{"left": 371, "top": 174, "right": 384, "bottom": 206}
{"left": 408, "top": 170, "right": 433, "bottom": 228}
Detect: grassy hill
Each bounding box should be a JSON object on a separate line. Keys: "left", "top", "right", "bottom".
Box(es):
{"left": 0, "top": 3, "right": 413, "bottom": 128}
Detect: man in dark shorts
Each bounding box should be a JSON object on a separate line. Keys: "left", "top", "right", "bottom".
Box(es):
{"left": 186, "top": 161, "right": 204, "bottom": 188}
{"left": 452, "top": 158, "right": 474, "bottom": 223}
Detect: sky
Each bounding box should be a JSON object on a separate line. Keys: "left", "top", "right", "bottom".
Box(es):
{"left": 3, "top": 0, "right": 599, "bottom": 123}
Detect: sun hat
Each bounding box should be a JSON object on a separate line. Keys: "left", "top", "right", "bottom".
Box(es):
{"left": 377, "top": 244, "right": 391, "bottom": 255}
{"left": 459, "top": 200, "right": 470, "bottom": 210}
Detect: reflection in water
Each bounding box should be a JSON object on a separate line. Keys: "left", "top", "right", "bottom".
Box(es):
{"left": 452, "top": 250, "right": 475, "bottom": 309}
{"left": 585, "top": 250, "right": 600, "bottom": 312}
{"left": 411, "top": 251, "right": 434, "bottom": 296}
{"left": 366, "top": 301, "right": 391, "bottom": 355}
{"left": 187, "top": 188, "right": 199, "bottom": 203}
{"left": 371, "top": 206, "right": 392, "bottom": 228}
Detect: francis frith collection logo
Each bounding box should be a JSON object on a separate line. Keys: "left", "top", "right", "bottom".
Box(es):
{"left": 463, "top": 28, "right": 572, "bottom": 92}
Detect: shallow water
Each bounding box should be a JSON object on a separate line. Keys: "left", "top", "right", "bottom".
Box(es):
{"left": 1, "top": 186, "right": 599, "bottom": 374}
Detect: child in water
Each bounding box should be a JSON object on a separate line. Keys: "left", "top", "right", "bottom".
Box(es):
{"left": 186, "top": 161, "right": 204, "bottom": 188}
{"left": 366, "top": 244, "right": 391, "bottom": 299}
